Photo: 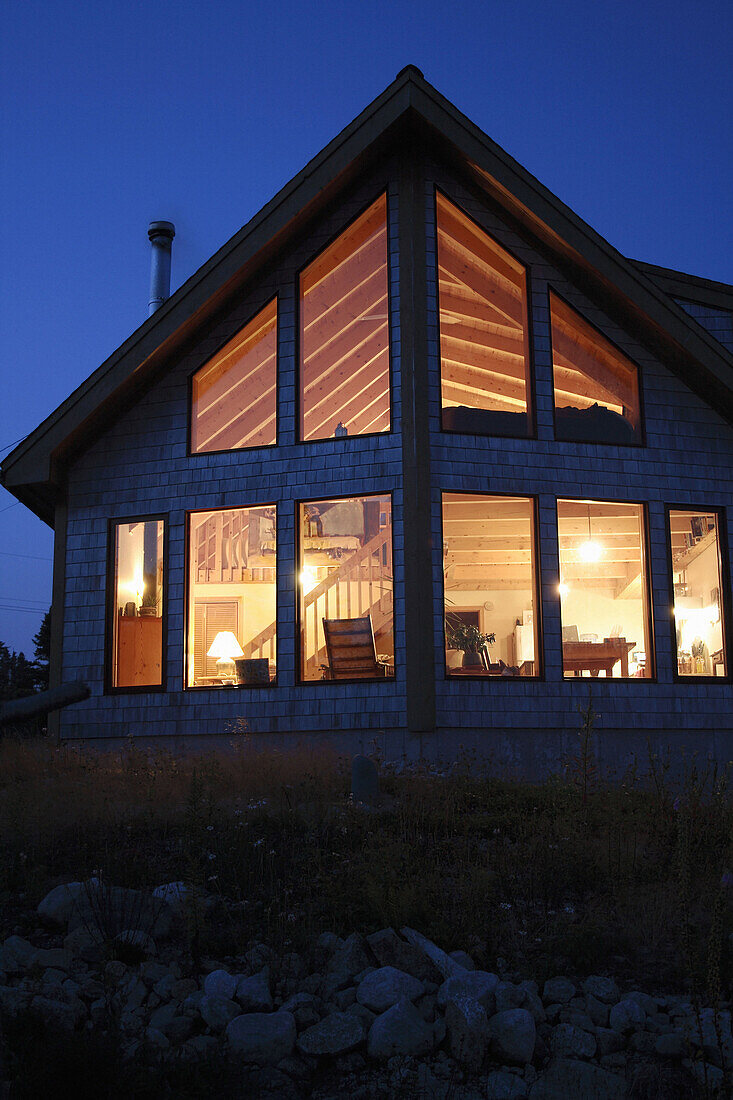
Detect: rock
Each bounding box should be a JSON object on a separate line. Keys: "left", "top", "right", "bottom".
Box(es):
{"left": 148, "top": 1002, "right": 178, "bottom": 1031}
{"left": 366, "top": 928, "right": 442, "bottom": 983}
{"left": 496, "top": 981, "right": 526, "bottom": 1012}
{"left": 317, "top": 931, "right": 341, "bottom": 954}
{"left": 518, "top": 981, "right": 546, "bottom": 1023}
{"left": 105, "top": 960, "right": 129, "bottom": 982}
{"left": 145, "top": 1026, "right": 170, "bottom": 1050}
{"left": 487, "top": 1009, "right": 536, "bottom": 1065}
{"left": 529, "top": 1058, "right": 626, "bottom": 1099}
{"left": 581, "top": 975, "right": 619, "bottom": 1004}
{"left": 449, "top": 950, "right": 475, "bottom": 971}
{"left": 34, "top": 947, "right": 72, "bottom": 971}
{"left": 550, "top": 1023, "right": 596, "bottom": 1060}
{"left": 351, "top": 754, "right": 379, "bottom": 803}
{"left": 333, "top": 986, "right": 356, "bottom": 1010}
{"left": 689, "top": 1060, "right": 724, "bottom": 1091}
{"left": 609, "top": 998, "right": 645, "bottom": 1032}
{"left": 595, "top": 1027, "right": 625, "bottom": 1056}
{"left": 171, "top": 978, "right": 198, "bottom": 1001}
{"left": 680, "top": 1007, "right": 733, "bottom": 1065}
{"left": 542, "top": 977, "right": 575, "bottom": 1004}
{"left": 0, "top": 935, "right": 37, "bottom": 973}
{"left": 486, "top": 1071, "right": 528, "bottom": 1098}
{"left": 623, "top": 990, "right": 657, "bottom": 1015}
{"left": 63, "top": 926, "right": 104, "bottom": 963}
{"left": 367, "top": 998, "right": 435, "bottom": 1060}
{"left": 653, "top": 1032, "right": 685, "bottom": 1060}
{"left": 204, "top": 968, "right": 239, "bottom": 1000}
{"left": 113, "top": 930, "right": 157, "bottom": 956}
{"left": 37, "top": 882, "right": 85, "bottom": 927}
{"left": 181, "top": 1034, "right": 219, "bottom": 1060}
{"left": 226, "top": 1011, "right": 296, "bottom": 1065}
{"left": 346, "top": 1002, "right": 376, "bottom": 1030}
{"left": 152, "top": 882, "right": 188, "bottom": 914}
{"left": 200, "top": 994, "right": 240, "bottom": 1031}
{"left": 322, "top": 933, "right": 374, "bottom": 998}
{"left": 445, "top": 993, "right": 489, "bottom": 1071}
{"left": 437, "top": 971, "right": 498, "bottom": 1012}
{"left": 123, "top": 977, "right": 148, "bottom": 1012}
{"left": 584, "top": 993, "right": 609, "bottom": 1028}
{"left": 401, "top": 928, "right": 469, "bottom": 980}
{"left": 281, "top": 992, "right": 321, "bottom": 1031}
{"left": 296, "top": 1011, "right": 365, "bottom": 1056}
{"left": 356, "top": 966, "right": 424, "bottom": 1013}
{"left": 30, "top": 995, "right": 78, "bottom": 1032}
{"left": 0, "top": 985, "right": 31, "bottom": 1016}
{"left": 165, "top": 1017, "right": 195, "bottom": 1043}
{"left": 236, "top": 968, "right": 273, "bottom": 1013}
{"left": 245, "top": 943, "right": 275, "bottom": 970}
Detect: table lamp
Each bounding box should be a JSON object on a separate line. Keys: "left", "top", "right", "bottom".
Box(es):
{"left": 207, "top": 631, "right": 244, "bottom": 682}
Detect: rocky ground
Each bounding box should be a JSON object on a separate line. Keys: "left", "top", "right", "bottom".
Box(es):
{"left": 0, "top": 879, "right": 730, "bottom": 1098}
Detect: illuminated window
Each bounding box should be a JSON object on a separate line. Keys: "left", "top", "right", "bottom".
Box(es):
{"left": 191, "top": 299, "right": 277, "bottom": 453}
{"left": 109, "top": 518, "right": 165, "bottom": 689}
{"left": 557, "top": 499, "right": 652, "bottom": 678}
{"left": 442, "top": 494, "right": 539, "bottom": 676}
{"left": 299, "top": 196, "right": 390, "bottom": 441}
{"left": 187, "top": 506, "right": 276, "bottom": 686}
{"left": 550, "top": 293, "right": 642, "bottom": 445}
{"left": 669, "top": 509, "right": 728, "bottom": 677}
{"left": 299, "top": 495, "right": 394, "bottom": 680}
{"left": 437, "top": 193, "right": 531, "bottom": 437}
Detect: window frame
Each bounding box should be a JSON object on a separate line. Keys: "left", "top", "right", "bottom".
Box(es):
{"left": 664, "top": 503, "right": 732, "bottom": 685}
{"left": 433, "top": 187, "right": 537, "bottom": 442}
{"left": 105, "top": 513, "right": 168, "bottom": 695}
{"left": 183, "top": 501, "right": 279, "bottom": 690}
{"left": 555, "top": 495, "right": 656, "bottom": 681}
{"left": 295, "top": 489, "right": 397, "bottom": 684}
{"left": 438, "top": 490, "right": 544, "bottom": 681}
{"left": 548, "top": 287, "right": 646, "bottom": 449}
{"left": 186, "top": 293, "right": 280, "bottom": 458}
{"left": 296, "top": 191, "right": 394, "bottom": 445}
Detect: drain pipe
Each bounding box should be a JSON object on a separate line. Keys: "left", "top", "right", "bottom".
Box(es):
{"left": 147, "top": 220, "right": 175, "bottom": 316}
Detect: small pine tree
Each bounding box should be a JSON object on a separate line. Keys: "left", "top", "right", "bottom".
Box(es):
{"left": 32, "top": 609, "right": 51, "bottom": 691}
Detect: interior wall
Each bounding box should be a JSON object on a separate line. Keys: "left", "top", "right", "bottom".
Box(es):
{"left": 560, "top": 585, "right": 648, "bottom": 673}
{"left": 446, "top": 587, "right": 534, "bottom": 665}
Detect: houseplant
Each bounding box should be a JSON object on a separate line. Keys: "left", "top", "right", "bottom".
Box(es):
{"left": 446, "top": 622, "right": 496, "bottom": 669}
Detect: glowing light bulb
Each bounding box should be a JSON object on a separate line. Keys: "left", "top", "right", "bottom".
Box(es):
{"left": 578, "top": 540, "right": 603, "bottom": 563}
{"left": 299, "top": 568, "right": 318, "bottom": 595}
{"left": 558, "top": 582, "right": 570, "bottom": 598}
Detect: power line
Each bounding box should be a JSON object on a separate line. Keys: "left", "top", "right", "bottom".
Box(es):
{"left": 0, "top": 502, "right": 20, "bottom": 515}
{"left": 0, "top": 550, "right": 53, "bottom": 562}
{"left": 0, "top": 606, "right": 46, "bottom": 615}
{"left": 0, "top": 435, "right": 27, "bottom": 456}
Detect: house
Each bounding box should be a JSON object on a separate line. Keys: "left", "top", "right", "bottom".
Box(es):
{"left": 2, "top": 67, "right": 732, "bottom": 774}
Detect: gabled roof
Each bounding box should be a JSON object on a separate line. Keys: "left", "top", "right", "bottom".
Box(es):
{"left": 3, "top": 65, "right": 732, "bottom": 526}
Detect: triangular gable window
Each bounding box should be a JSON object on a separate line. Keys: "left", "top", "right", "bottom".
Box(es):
{"left": 550, "top": 293, "right": 642, "bottom": 445}
{"left": 437, "top": 192, "right": 532, "bottom": 438}
{"left": 191, "top": 298, "right": 277, "bottom": 453}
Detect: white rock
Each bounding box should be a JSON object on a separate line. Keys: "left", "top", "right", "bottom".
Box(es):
{"left": 356, "top": 966, "right": 424, "bottom": 1013}
{"left": 37, "top": 883, "right": 85, "bottom": 928}
{"left": 367, "top": 998, "right": 434, "bottom": 1060}
{"left": 226, "top": 1011, "right": 296, "bottom": 1064}
{"left": 401, "top": 927, "right": 468, "bottom": 979}
{"left": 296, "top": 1011, "right": 365, "bottom": 1056}
{"left": 445, "top": 992, "right": 488, "bottom": 1071}
{"left": 437, "top": 970, "right": 498, "bottom": 1012}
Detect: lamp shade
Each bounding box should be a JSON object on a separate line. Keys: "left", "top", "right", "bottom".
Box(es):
{"left": 207, "top": 631, "right": 244, "bottom": 659}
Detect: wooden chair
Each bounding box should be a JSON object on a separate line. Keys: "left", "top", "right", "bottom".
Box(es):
{"left": 321, "top": 615, "right": 390, "bottom": 680}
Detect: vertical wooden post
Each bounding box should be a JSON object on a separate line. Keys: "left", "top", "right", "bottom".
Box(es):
{"left": 47, "top": 496, "right": 68, "bottom": 742}
{"left": 399, "top": 143, "right": 435, "bottom": 733}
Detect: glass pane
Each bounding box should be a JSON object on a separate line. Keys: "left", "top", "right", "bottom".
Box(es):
{"left": 551, "top": 293, "right": 641, "bottom": 444}
{"left": 557, "top": 500, "right": 652, "bottom": 678}
{"left": 111, "top": 519, "right": 164, "bottom": 688}
{"left": 442, "top": 494, "right": 538, "bottom": 676}
{"left": 299, "top": 495, "right": 393, "bottom": 680}
{"left": 300, "top": 196, "right": 390, "bottom": 441}
{"left": 437, "top": 193, "right": 531, "bottom": 437}
{"left": 187, "top": 506, "right": 276, "bottom": 686}
{"left": 670, "top": 510, "right": 727, "bottom": 677}
{"left": 191, "top": 299, "right": 277, "bottom": 452}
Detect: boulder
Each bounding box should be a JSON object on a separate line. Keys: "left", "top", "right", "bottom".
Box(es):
{"left": 367, "top": 998, "right": 435, "bottom": 1060}
{"left": 366, "top": 928, "right": 441, "bottom": 983}
{"left": 449, "top": 950, "right": 476, "bottom": 971}
{"left": 200, "top": 994, "right": 240, "bottom": 1032}
{"left": 486, "top": 1071, "right": 529, "bottom": 1098}
{"left": 584, "top": 993, "right": 609, "bottom": 1028}
{"left": 37, "top": 882, "right": 85, "bottom": 927}
{"left": 401, "top": 927, "right": 468, "bottom": 979}
{"left": 204, "top": 969, "right": 239, "bottom": 1001}
{"left": 356, "top": 966, "right": 424, "bottom": 1013}
{"left": 235, "top": 968, "right": 273, "bottom": 1013}
{"left": 296, "top": 1011, "right": 365, "bottom": 1056}
{"left": 0, "top": 986, "right": 31, "bottom": 1016}
{"left": 550, "top": 1023, "right": 596, "bottom": 1060}
{"left": 595, "top": 1027, "right": 625, "bottom": 1056}
{"left": 529, "top": 1058, "right": 626, "bottom": 1099}
{"left": 496, "top": 981, "right": 526, "bottom": 1012}
{"left": 487, "top": 1009, "right": 536, "bottom": 1065}
{"left": 30, "top": 995, "right": 78, "bottom": 1032}
{"left": 226, "top": 1011, "right": 297, "bottom": 1065}
{"left": 152, "top": 881, "right": 188, "bottom": 914}
{"left": 542, "top": 977, "right": 575, "bottom": 1004}
{"left": 622, "top": 990, "right": 658, "bottom": 1015}
{"left": 609, "top": 998, "right": 645, "bottom": 1032}
{"left": 437, "top": 970, "right": 498, "bottom": 1012}
{"left": 0, "top": 935, "right": 37, "bottom": 973}
{"left": 281, "top": 992, "right": 321, "bottom": 1031}
{"left": 654, "top": 1032, "right": 686, "bottom": 1060}
{"left": 581, "top": 975, "right": 619, "bottom": 1004}
{"left": 445, "top": 992, "right": 489, "bottom": 1071}
{"left": 322, "top": 933, "right": 374, "bottom": 998}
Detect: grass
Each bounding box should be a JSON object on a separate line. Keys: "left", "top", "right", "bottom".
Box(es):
{"left": 0, "top": 729, "right": 731, "bottom": 994}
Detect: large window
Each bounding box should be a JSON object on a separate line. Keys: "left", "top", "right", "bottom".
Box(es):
{"left": 299, "top": 195, "right": 391, "bottom": 442}
{"left": 550, "top": 293, "right": 642, "bottom": 445}
{"left": 437, "top": 193, "right": 532, "bottom": 438}
{"left": 299, "top": 495, "right": 394, "bottom": 681}
{"left": 442, "top": 494, "right": 539, "bottom": 676}
{"left": 191, "top": 299, "right": 277, "bottom": 453}
{"left": 109, "top": 518, "right": 165, "bottom": 689}
{"left": 669, "top": 509, "right": 728, "bottom": 677}
{"left": 187, "top": 506, "right": 276, "bottom": 686}
{"left": 557, "top": 499, "right": 652, "bottom": 678}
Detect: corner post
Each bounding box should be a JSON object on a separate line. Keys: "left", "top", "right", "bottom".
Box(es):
{"left": 46, "top": 496, "right": 68, "bottom": 743}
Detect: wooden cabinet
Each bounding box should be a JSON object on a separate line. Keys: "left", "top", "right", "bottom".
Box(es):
{"left": 116, "top": 616, "right": 162, "bottom": 687}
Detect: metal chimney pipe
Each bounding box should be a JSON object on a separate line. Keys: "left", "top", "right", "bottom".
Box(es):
{"left": 147, "top": 220, "right": 175, "bottom": 316}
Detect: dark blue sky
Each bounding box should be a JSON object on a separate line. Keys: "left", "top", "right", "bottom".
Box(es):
{"left": 1, "top": 0, "right": 731, "bottom": 655}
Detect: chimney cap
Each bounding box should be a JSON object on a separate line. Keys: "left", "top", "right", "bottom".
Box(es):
{"left": 148, "top": 220, "right": 175, "bottom": 242}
